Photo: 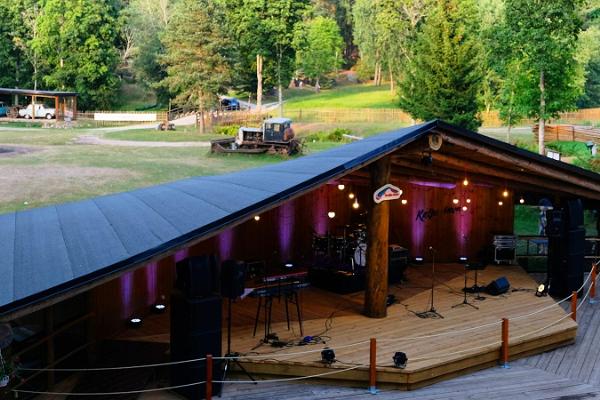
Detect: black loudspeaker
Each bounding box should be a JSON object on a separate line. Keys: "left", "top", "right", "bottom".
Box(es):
{"left": 221, "top": 260, "right": 247, "bottom": 299}
{"left": 486, "top": 277, "right": 510, "bottom": 296}
{"left": 547, "top": 203, "right": 585, "bottom": 298}
{"left": 170, "top": 289, "right": 222, "bottom": 399}
{"left": 176, "top": 255, "right": 219, "bottom": 298}
{"left": 566, "top": 199, "right": 584, "bottom": 229}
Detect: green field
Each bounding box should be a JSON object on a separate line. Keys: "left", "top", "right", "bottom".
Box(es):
{"left": 283, "top": 84, "right": 397, "bottom": 110}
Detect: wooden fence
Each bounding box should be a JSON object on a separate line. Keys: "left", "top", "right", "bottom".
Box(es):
{"left": 533, "top": 124, "right": 600, "bottom": 144}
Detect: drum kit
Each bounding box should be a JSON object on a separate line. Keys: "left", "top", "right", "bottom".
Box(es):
{"left": 312, "top": 224, "right": 368, "bottom": 269}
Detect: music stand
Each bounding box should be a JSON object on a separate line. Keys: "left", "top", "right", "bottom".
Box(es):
{"left": 467, "top": 262, "right": 486, "bottom": 301}
{"left": 452, "top": 264, "right": 478, "bottom": 310}
{"left": 416, "top": 247, "right": 444, "bottom": 319}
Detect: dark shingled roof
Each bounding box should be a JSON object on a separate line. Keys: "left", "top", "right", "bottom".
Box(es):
{"left": 2, "top": 120, "right": 600, "bottom": 319}
{"left": 0, "top": 88, "right": 78, "bottom": 97}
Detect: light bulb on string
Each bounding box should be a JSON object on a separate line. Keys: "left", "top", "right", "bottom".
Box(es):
{"left": 466, "top": 198, "right": 471, "bottom": 204}
{"left": 352, "top": 199, "right": 360, "bottom": 209}
{"left": 463, "top": 178, "right": 469, "bottom": 186}
{"left": 401, "top": 199, "right": 408, "bottom": 205}
{"left": 337, "top": 184, "right": 345, "bottom": 190}
{"left": 519, "top": 197, "right": 525, "bottom": 204}
{"left": 349, "top": 193, "right": 355, "bottom": 199}
{"left": 462, "top": 206, "right": 468, "bottom": 212}
{"left": 502, "top": 189, "right": 509, "bottom": 198}
{"left": 498, "top": 201, "right": 504, "bottom": 206}
{"left": 254, "top": 215, "right": 261, "bottom": 221}
{"left": 328, "top": 211, "right": 336, "bottom": 219}
{"left": 452, "top": 198, "right": 459, "bottom": 205}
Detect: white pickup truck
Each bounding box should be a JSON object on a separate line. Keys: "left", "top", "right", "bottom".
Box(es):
{"left": 18, "top": 104, "right": 56, "bottom": 119}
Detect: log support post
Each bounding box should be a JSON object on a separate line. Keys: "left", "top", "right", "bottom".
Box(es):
{"left": 365, "top": 156, "right": 391, "bottom": 318}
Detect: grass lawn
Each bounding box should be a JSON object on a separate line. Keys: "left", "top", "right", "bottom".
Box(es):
{"left": 282, "top": 84, "right": 397, "bottom": 110}
{"left": 0, "top": 125, "right": 343, "bottom": 213}
{"left": 104, "top": 126, "right": 225, "bottom": 142}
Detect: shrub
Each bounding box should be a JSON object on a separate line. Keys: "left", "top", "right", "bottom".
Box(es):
{"left": 305, "top": 128, "right": 352, "bottom": 143}
{"left": 213, "top": 125, "right": 239, "bottom": 136}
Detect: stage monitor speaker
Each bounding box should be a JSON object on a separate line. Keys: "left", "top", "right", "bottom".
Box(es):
{"left": 566, "top": 199, "right": 584, "bottom": 229}
{"left": 388, "top": 245, "right": 408, "bottom": 284}
{"left": 170, "top": 289, "right": 222, "bottom": 399}
{"left": 221, "top": 260, "right": 247, "bottom": 299}
{"left": 486, "top": 277, "right": 510, "bottom": 296}
{"left": 176, "top": 255, "right": 219, "bottom": 298}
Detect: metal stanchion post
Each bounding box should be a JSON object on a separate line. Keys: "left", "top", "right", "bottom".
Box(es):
{"left": 500, "top": 318, "right": 510, "bottom": 369}
{"left": 368, "top": 338, "right": 377, "bottom": 394}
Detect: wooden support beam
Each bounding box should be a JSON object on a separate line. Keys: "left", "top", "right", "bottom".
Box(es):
{"left": 438, "top": 133, "right": 600, "bottom": 194}
{"left": 45, "top": 307, "right": 55, "bottom": 388}
{"left": 391, "top": 155, "right": 600, "bottom": 200}
{"left": 365, "top": 156, "right": 391, "bottom": 318}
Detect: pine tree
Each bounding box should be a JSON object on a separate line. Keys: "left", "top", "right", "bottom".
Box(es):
{"left": 397, "top": 0, "right": 483, "bottom": 131}
{"left": 161, "top": 0, "right": 234, "bottom": 133}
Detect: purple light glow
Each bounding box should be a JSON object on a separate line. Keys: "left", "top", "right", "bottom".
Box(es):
{"left": 314, "top": 188, "right": 328, "bottom": 235}
{"left": 278, "top": 201, "right": 295, "bottom": 260}
{"left": 119, "top": 272, "right": 134, "bottom": 319}
{"left": 411, "top": 187, "right": 426, "bottom": 255}
{"left": 174, "top": 248, "right": 189, "bottom": 263}
{"left": 455, "top": 193, "right": 473, "bottom": 255}
{"left": 410, "top": 180, "right": 456, "bottom": 190}
{"left": 218, "top": 228, "right": 234, "bottom": 260}
{"left": 145, "top": 262, "right": 158, "bottom": 306}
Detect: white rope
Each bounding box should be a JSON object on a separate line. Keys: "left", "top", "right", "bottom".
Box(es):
{"left": 215, "top": 340, "right": 371, "bottom": 361}
{"left": 511, "top": 292, "right": 574, "bottom": 321}
{"left": 408, "top": 340, "right": 503, "bottom": 362}
{"left": 11, "top": 381, "right": 206, "bottom": 396}
{"left": 17, "top": 356, "right": 208, "bottom": 372}
{"left": 511, "top": 312, "right": 574, "bottom": 342}
{"left": 378, "top": 319, "right": 501, "bottom": 344}
{"left": 577, "top": 283, "right": 594, "bottom": 311}
{"left": 213, "top": 364, "right": 362, "bottom": 384}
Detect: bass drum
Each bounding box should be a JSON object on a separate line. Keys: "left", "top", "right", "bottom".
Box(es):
{"left": 353, "top": 242, "right": 367, "bottom": 267}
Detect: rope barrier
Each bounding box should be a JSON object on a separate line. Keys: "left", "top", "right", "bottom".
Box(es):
{"left": 510, "top": 312, "right": 575, "bottom": 342}
{"left": 577, "top": 283, "right": 594, "bottom": 311}
{"left": 408, "top": 340, "right": 503, "bottom": 363}
{"left": 15, "top": 265, "right": 599, "bottom": 375}
{"left": 17, "top": 356, "right": 208, "bottom": 372}
{"left": 11, "top": 381, "right": 206, "bottom": 396}
{"left": 212, "top": 364, "right": 363, "bottom": 384}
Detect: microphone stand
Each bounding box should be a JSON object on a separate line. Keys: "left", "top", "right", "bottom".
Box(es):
{"left": 417, "top": 247, "right": 444, "bottom": 319}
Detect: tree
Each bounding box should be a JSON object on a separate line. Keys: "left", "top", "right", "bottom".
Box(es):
{"left": 312, "top": 0, "right": 356, "bottom": 66}
{"left": 293, "top": 16, "right": 344, "bottom": 89}
{"left": 161, "top": 0, "right": 234, "bottom": 133}
{"left": 397, "top": 0, "right": 484, "bottom": 131}
{"left": 124, "top": 0, "right": 174, "bottom": 105}
{"left": 33, "top": 0, "right": 120, "bottom": 109}
{"left": 264, "top": 0, "right": 310, "bottom": 116}
{"left": 504, "top": 0, "right": 584, "bottom": 155}
{"left": 11, "top": 0, "right": 42, "bottom": 90}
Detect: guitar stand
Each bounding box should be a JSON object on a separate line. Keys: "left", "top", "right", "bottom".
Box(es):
{"left": 452, "top": 264, "right": 478, "bottom": 310}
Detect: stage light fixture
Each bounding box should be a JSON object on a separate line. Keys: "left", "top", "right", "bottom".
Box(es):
{"left": 414, "top": 256, "right": 424, "bottom": 265}
{"left": 462, "top": 206, "right": 468, "bottom": 212}
{"left": 352, "top": 199, "right": 360, "bottom": 209}
{"left": 459, "top": 256, "right": 468, "bottom": 263}
{"left": 337, "top": 184, "right": 345, "bottom": 190}
{"left": 535, "top": 283, "right": 547, "bottom": 297}
{"left": 452, "top": 198, "right": 459, "bottom": 205}
{"left": 502, "top": 189, "right": 509, "bottom": 198}
{"left": 328, "top": 211, "right": 336, "bottom": 219}
{"left": 466, "top": 198, "right": 471, "bottom": 204}
{"left": 463, "top": 178, "right": 469, "bottom": 186}
{"left": 254, "top": 215, "right": 260, "bottom": 221}
{"left": 519, "top": 197, "right": 525, "bottom": 204}
{"left": 401, "top": 199, "right": 408, "bottom": 205}
{"left": 393, "top": 352, "right": 408, "bottom": 369}
{"left": 129, "top": 317, "right": 142, "bottom": 327}
{"left": 498, "top": 201, "right": 504, "bottom": 206}
{"left": 153, "top": 303, "right": 166, "bottom": 313}
{"left": 321, "top": 348, "right": 336, "bottom": 364}
{"left": 349, "top": 193, "right": 355, "bottom": 199}
{"left": 285, "top": 263, "right": 294, "bottom": 268}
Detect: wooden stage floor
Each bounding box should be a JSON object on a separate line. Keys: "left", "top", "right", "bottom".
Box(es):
{"left": 118, "top": 264, "right": 577, "bottom": 390}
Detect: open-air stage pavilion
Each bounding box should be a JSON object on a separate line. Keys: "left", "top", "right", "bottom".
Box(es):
{"left": 1, "top": 120, "right": 600, "bottom": 398}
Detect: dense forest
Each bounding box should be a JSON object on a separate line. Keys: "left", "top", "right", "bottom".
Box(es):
{"left": 0, "top": 0, "right": 599, "bottom": 133}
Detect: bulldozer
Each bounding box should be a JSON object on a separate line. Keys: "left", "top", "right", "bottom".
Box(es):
{"left": 210, "top": 118, "right": 302, "bottom": 155}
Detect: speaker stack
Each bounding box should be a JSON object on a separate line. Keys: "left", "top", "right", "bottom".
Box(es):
{"left": 547, "top": 199, "right": 585, "bottom": 298}
{"left": 171, "top": 255, "right": 222, "bottom": 399}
